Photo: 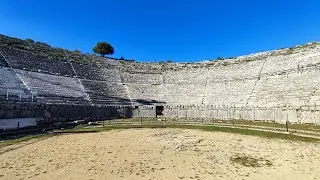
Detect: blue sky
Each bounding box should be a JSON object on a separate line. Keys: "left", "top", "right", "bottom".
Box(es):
{"left": 0, "top": 0, "right": 319, "bottom": 62}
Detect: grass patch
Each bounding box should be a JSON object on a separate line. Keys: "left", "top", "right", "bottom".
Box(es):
{"left": 173, "top": 125, "right": 319, "bottom": 142}
{"left": 230, "top": 154, "right": 273, "bottom": 167}
{"left": 55, "top": 124, "right": 168, "bottom": 133}
{"left": 2, "top": 120, "right": 318, "bottom": 149}
{"left": 0, "top": 134, "right": 52, "bottom": 149}
{"left": 102, "top": 118, "right": 320, "bottom": 132}
{"left": 220, "top": 119, "right": 320, "bottom": 132}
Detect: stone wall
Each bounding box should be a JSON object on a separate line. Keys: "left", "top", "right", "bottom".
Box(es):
{"left": 163, "top": 105, "right": 320, "bottom": 124}
{"left": 0, "top": 101, "right": 133, "bottom": 125}
{"left": 0, "top": 118, "right": 37, "bottom": 130}
{"left": 132, "top": 106, "right": 156, "bottom": 118}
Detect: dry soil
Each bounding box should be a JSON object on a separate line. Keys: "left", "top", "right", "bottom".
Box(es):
{"left": 0, "top": 128, "right": 320, "bottom": 180}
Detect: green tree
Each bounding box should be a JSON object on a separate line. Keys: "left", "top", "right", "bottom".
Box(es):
{"left": 93, "top": 42, "right": 114, "bottom": 57}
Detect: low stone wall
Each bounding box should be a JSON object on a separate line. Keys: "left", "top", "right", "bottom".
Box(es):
{"left": 132, "top": 106, "right": 156, "bottom": 118}
{"left": 0, "top": 118, "right": 37, "bottom": 130}
{"left": 0, "top": 101, "right": 133, "bottom": 125}
{"left": 163, "top": 105, "right": 320, "bottom": 124}
{"left": 1, "top": 102, "right": 319, "bottom": 126}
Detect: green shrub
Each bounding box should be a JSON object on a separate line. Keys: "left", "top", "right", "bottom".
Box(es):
{"left": 73, "top": 50, "right": 82, "bottom": 54}
{"left": 25, "top": 38, "right": 35, "bottom": 44}
{"left": 35, "top": 41, "right": 51, "bottom": 47}
{"left": 216, "top": 56, "right": 225, "bottom": 60}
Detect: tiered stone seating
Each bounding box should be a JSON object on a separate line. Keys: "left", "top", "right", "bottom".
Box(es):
{"left": 206, "top": 60, "right": 264, "bottom": 81}
{"left": 90, "top": 55, "right": 118, "bottom": 66}
{"left": 1, "top": 33, "right": 320, "bottom": 110}
{"left": 164, "top": 83, "right": 205, "bottom": 105}
{"left": 259, "top": 46, "right": 320, "bottom": 76}
{"left": 16, "top": 70, "right": 89, "bottom": 104}
{"left": 124, "top": 66, "right": 207, "bottom": 105}
{"left": 81, "top": 80, "right": 131, "bottom": 105}
{"left": 102, "top": 66, "right": 122, "bottom": 83}
{"left": 120, "top": 62, "right": 163, "bottom": 74}
{"left": 260, "top": 55, "right": 299, "bottom": 75}
{"left": 0, "top": 67, "right": 31, "bottom": 101}
{"left": 0, "top": 45, "right": 75, "bottom": 76}
{"left": 69, "top": 53, "right": 121, "bottom": 81}
{"left": 72, "top": 62, "right": 121, "bottom": 82}
{"left": 248, "top": 71, "right": 319, "bottom": 107}
{"left": 309, "top": 90, "right": 320, "bottom": 106}
{"left": 164, "top": 68, "right": 207, "bottom": 84}
{"left": 127, "top": 83, "right": 205, "bottom": 105}
{"left": 29, "top": 42, "right": 67, "bottom": 60}
{"left": 203, "top": 80, "right": 255, "bottom": 106}
{"left": 127, "top": 84, "right": 164, "bottom": 104}
{"left": 122, "top": 72, "right": 163, "bottom": 84}
{"left": 297, "top": 52, "right": 320, "bottom": 69}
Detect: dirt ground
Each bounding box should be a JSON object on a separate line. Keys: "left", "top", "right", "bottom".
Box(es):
{"left": 0, "top": 128, "right": 320, "bottom": 180}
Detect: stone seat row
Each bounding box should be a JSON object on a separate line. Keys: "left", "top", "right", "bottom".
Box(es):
{"left": 16, "top": 70, "right": 87, "bottom": 98}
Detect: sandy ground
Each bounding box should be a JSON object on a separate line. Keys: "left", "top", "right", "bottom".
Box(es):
{"left": 0, "top": 128, "right": 320, "bottom": 180}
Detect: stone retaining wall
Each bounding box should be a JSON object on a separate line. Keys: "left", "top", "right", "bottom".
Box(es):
{"left": 0, "top": 101, "right": 133, "bottom": 125}
{"left": 163, "top": 105, "right": 320, "bottom": 124}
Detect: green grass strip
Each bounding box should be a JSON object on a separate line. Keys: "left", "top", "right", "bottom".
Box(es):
{"left": 1, "top": 124, "right": 318, "bottom": 149}
{"left": 60, "top": 124, "right": 320, "bottom": 142}
{"left": 0, "top": 134, "right": 52, "bottom": 149}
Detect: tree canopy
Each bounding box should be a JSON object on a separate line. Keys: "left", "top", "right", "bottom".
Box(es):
{"left": 93, "top": 42, "right": 114, "bottom": 57}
